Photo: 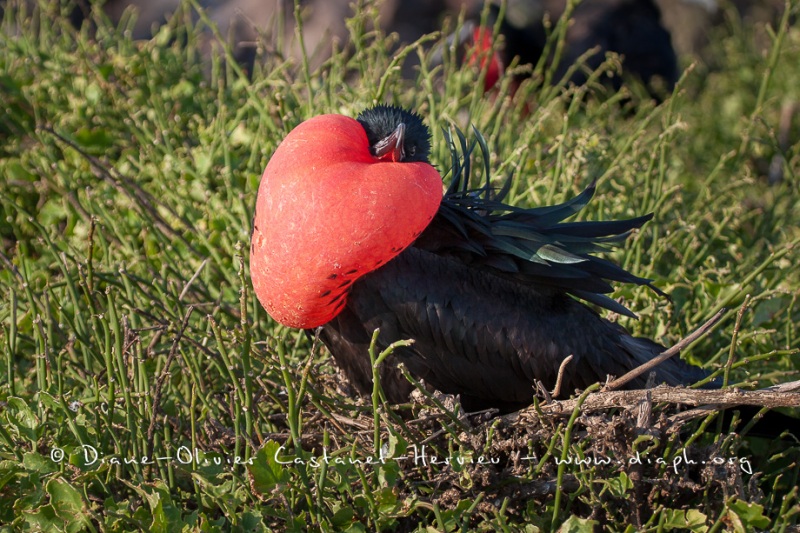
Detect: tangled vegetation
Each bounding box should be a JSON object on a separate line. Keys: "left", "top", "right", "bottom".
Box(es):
{"left": 1, "top": 0, "right": 799, "bottom": 530}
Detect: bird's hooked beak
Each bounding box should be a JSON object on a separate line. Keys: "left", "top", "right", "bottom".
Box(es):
{"left": 372, "top": 123, "right": 406, "bottom": 162}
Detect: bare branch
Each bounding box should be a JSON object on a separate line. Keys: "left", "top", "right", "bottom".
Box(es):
{"left": 146, "top": 306, "right": 195, "bottom": 458}
{"left": 506, "top": 380, "right": 800, "bottom": 423}
{"left": 603, "top": 309, "right": 726, "bottom": 391}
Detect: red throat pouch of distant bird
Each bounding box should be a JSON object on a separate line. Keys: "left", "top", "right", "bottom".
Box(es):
{"left": 250, "top": 110, "right": 443, "bottom": 329}
{"left": 469, "top": 26, "right": 504, "bottom": 91}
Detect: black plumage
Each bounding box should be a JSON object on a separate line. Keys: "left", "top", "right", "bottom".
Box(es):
{"left": 316, "top": 107, "right": 710, "bottom": 412}
{"left": 468, "top": 0, "right": 679, "bottom": 98}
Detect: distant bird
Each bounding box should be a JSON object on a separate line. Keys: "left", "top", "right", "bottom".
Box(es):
{"left": 456, "top": 0, "right": 679, "bottom": 99}
{"left": 250, "top": 105, "right": 714, "bottom": 413}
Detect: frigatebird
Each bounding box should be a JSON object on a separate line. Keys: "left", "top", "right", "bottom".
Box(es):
{"left": 456, "top": 0, "right": 678, "bottom": 100}
{"left": 250, "top": 105, "right": 714, "bottom": 413}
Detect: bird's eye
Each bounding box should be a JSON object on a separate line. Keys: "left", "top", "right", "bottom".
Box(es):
{"left": 408, "top": 146, "right": 416, "bottom": 157}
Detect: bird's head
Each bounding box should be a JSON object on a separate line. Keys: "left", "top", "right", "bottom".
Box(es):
{"left": 357, "top": 105, "right": 431, "bottom": 163}
{"left": 250, "top": 105, "right": 443, "bottom": 329}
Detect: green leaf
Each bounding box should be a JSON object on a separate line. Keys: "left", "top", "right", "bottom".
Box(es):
{"left": 4, "top": 397, "right": 41, "bottom": 442}
{"left": 386, "top": 429, "right": 407, "bottom": 458}
{"left": 193, "top": 148, "right": 213, "bottom": 177}
{"left": 8, "top": 465, "right": 45, "bottom": 510}
{"left": 22, "top": 452, "right": 57, "bottom": 474}
{"left": 38, "top": 197, "right": 67, "bottom": 227}
{"left": 248, "top": 441, "right": 291, "bottom": 496}
{"left": 557, "top": 515, "right": 598, "bottom": 533}
{"left": 20, "top": 478, "right": 94, "bottom": 533}
{"left": 85, "top": 81, "right": 102, "bottom": 105}
{"left": 603, "top": 471, "right": 633, "bottom": 498}
{"left": 332, "top": 506, "right": 354, "bottom": 529}
{"left": 122, "top": 479, "right": 184, "bottom": 532}
{"left": 661, "top": 508, "right": 709, "bottom": 532}
{"left": 375, "top": 486, "right": 399, "bottom": 514}
{"left": 47, "top": 478, "right": 84, "bottom": 516}
{"left": 230, "top": 122, "right": 254, "bottom": 146}
{"left": 377, "top": 459, "right": 400, "bottom": 488}
{"left": 344, "top": 523, "right": 368, "bottom": 533}
{"left": 23, "top": 504, "right": 59, "bottom": 532}
{"left": 239, "top": 510, "right": 266, "bottom": 531}
{"left": 0, "top": 460, "right": 26, "bottom": 496}
{"left": 728, "top": 500, "right": 770, "bottom": 532}
{"left": 5, "top": 397, "right": 39, "bottom": 429}
{"left": 4, "top": 160, "right": 35, "bottom": 183}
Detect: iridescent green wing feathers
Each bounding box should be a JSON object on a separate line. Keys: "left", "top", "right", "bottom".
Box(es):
{"left": 416, "top": 127, "right": 665, "bottom": 319}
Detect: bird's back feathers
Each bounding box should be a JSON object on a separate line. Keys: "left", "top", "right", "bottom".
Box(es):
{"left": 318, "top": 128, "right": 711, "bottom": 411}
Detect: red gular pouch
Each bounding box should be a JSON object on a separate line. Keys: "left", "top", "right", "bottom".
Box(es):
{"left": 250, "top": 109, "right": 443, "bottom": 329}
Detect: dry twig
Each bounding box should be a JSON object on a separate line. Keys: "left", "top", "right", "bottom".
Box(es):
{"left": 508, "top": 380, "right": 800, "bottom": 423}
{"left": 603, "top": 309, "right": 726, "bottom": 391}
{"left": 552, "top": 355, "right": 573, "bottom": 398}
{"left": 146, "top": 306, "right": 195, "bottom": 458}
